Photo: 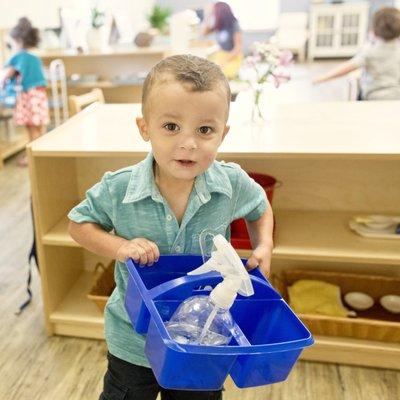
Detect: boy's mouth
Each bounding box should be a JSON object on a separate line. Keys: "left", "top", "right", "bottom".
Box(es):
{"left": 175, "top": 159, "right": 196, "bottom": 167}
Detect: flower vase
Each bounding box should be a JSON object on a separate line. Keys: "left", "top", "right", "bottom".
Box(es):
{"left": 251, "top": 88, "right": 265, "bottom": 126}
{"left": 87, "top": 27, "right": 104, "bottom": 52}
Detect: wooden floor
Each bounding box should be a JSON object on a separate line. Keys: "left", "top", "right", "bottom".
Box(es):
{"left": 1, "top": 61, "right": 400, "bottom": 399}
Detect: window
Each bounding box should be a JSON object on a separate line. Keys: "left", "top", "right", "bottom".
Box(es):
{"left": 226, "top": 0, "right": 280, "bottom": 30}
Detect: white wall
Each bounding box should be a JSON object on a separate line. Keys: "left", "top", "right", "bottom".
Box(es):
{"left": 0, "top": 0, "right": 77, "bottom": 28}
{"left": 0, "top": 0, "right": 154, "bottom": 32}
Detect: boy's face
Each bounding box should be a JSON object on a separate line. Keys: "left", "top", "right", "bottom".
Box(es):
{"left": 137, "top": 79, "right": 230, "bottom": 183}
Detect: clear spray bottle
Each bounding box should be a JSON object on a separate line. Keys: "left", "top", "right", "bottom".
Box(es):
{"left": 165, "top": 235, "right": 254, "bottom": 345}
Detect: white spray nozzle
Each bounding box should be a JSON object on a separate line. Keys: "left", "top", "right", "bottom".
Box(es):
{"left": 188, "top": 235, "right": 254, "bottom": 304}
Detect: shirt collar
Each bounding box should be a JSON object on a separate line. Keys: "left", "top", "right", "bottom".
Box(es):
{"left": 196, "top": 161, "right": 232, "bottom": 203}
{"left": 122, "top": 152, "right": 162, "bottom": 204}
{"left": 122, "top": 152, "right": 232, "bottom": 204}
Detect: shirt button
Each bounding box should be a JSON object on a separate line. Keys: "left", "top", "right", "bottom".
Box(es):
{"left": 175, "top": 245, "right": 182, "bottom": 253}
{"left": 166, "top": 214, "right": 172, "bottom": 221}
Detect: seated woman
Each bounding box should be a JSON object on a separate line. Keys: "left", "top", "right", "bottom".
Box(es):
{"left": 202, "top": 2, "right": 243, "bottom": 79}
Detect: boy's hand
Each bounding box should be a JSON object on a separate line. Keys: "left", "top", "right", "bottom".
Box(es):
{"left": 116, "top": 238, "right": 160, "bottom": 266}
{"left": 312, "top": 76, "right": 325, "bottom": 84}
{"left": 246, "top": 243, "right": 272, "bottom": 277}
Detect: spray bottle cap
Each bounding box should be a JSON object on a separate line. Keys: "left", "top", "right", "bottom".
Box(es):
{"left": 188, "top": 234, "right": 254, "bottom": 299}
{"left": 209, "top": 278, "right": 241, "bottom": 309}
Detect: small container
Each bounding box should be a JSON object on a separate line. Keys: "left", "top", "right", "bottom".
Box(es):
{"left": 344, "top": 292, "right": 374, "bottom": 311}
{"left": 380, "top": 295, "right": 400, "bottom": 314}
{"left": 165, "top": 295, "right": 234, "bottom": 345}
{"left": 124, "top": 255, "right": 314, "bottom": 390}
{"left": 230, "top": 173, "right": 280, "bottom": 249}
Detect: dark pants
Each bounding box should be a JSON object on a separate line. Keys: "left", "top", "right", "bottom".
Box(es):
{"left": 99, "top": 353, "right": 223, "bottom": 400}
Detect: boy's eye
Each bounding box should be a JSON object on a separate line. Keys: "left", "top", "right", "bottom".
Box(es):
{"left": 164, "top": 123, "right": 179, "bottom": 132}
{"left": 198, "top": 126, "right": 213, "bottom": 135}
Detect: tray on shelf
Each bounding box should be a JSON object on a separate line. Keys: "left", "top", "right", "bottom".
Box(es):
{"left": 271, "top": 269, "right": 400, "bottom": 343}
{"left": 349, "top": 215, "right": 400, "bottom": 239}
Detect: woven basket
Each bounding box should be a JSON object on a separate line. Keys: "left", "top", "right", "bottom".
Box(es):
{"left": 271, "top": 269, "right": 400, "bottom": 343}
{"left": 87, "top": 262, "right": 115, "bottom": 312}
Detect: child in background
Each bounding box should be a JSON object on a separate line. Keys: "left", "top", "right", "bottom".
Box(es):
{"left": 313, "top": 7, "right": 400, "bottom": 100}
{"left": 202, "top": 2, "right": 243, "bottom": 79}
{"left": 0, "top": 17, "right": 49, "bottom": 166}
{"left": 68, "top": 54, "right": 274, "bottom": 400}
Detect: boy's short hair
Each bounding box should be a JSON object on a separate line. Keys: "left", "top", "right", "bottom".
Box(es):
{"left": 373, "top": 7, "right": 400, "bottom": 41}
{"left": 141, "top": 54, "right": 231, "bottom": 117}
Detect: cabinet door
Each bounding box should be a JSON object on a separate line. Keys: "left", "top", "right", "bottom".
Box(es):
{"left": 308, "top": 4, "right": 369, "bottom": 59}
{"left": 336, "top": 6, "right": 368, "bottom": 56}
{"left": 314, "top": 12, "right": 336, "bottom": 51}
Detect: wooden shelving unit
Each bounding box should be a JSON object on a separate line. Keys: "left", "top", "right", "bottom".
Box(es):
{"left": 38, "top": 44, "right": 215, "bottom": 103}
{"left": 39, "top": 47, "right": 166, "bottom": 104}
{"left": 28, "top": 102, "right": 400, "bottom": 370}
{"left": 0, "top": 126, "right": 29, "bottom": 168}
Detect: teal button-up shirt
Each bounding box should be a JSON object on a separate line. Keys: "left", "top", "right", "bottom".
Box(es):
{"left": 68, "top": 152, "right": 267, "bottom": 366}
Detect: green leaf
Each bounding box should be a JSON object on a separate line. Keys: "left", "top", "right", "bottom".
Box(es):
{"left": 147, "top": 5, "right": 172, "bottom": 33}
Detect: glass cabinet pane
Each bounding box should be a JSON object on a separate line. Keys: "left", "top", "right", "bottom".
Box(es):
{"left": 317, "top": 15, "right": 334, "bottom": 30}
{"left": 316, "top": 34, "right": 334, "bottom": 47}
{"left": 341, "top": 32, "right": 359, "bottom": 46}
{"left": 342, "top": 13, "right": 359, "bottom": 28}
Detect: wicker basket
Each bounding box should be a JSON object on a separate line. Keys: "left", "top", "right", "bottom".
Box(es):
{"left": 87, "top": 262, "right": 115, "bottom": 312}
{"left": 271, "top": 269, "right": 400, "bottom": 343}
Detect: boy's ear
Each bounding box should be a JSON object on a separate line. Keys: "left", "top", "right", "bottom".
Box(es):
{"left": 136, "top": 117, "right": 150, "bottom": 141}
{"left": 221, "top": 125, "right": 230, "bottom": 142}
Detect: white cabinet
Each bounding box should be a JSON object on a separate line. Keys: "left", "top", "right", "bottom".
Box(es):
{"left": 308, "top": 2, "right": 369, "bottom": 60}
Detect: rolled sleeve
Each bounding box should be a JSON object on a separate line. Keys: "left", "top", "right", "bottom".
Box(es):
{"left": 231, "top": 168, "right": 268, "bottom": 222}
{"left": 68, "top": 173, "right": 114, "bottom": 232}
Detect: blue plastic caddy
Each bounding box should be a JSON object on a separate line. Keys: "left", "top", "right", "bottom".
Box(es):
{"left": 125, "top": 255, "right": 313, "bottom": 390}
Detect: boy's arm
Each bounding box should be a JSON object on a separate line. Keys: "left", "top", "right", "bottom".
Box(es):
{"left": 68, "top": 221, "right": 159, "bottom": 265}
{"left": 245, "top": 204, "right": 274, "bottom": 277}
{"left": 312, "top": 60, "right": 360, "bottom": 84}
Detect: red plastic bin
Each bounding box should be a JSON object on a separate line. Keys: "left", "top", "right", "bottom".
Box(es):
{"left": 231, "top": 173, "right": 279, "bottom": 250}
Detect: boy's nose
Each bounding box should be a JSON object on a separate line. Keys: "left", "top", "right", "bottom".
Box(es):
{"left": 179, "top": 135, "right": 198, "bottom": 151}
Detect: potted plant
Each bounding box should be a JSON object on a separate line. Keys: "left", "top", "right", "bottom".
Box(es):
{"left": 147, "top": 5, "right": 171, "bottom": 35}
{"left": 87, "top": 6, "right": 106, "bottom": 51}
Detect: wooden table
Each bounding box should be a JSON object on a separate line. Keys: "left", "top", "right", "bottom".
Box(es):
{"left": 27, "top": 101, "right": 400, "bottom": 369}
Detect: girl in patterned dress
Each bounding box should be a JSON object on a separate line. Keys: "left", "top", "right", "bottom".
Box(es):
{"left": 0, "top": 17, "right": 49, "bottom": 166}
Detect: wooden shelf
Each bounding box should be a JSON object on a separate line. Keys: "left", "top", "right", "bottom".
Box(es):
{"left": 43, "top": 216, "right": 79, "bottom": 247}
{"left": 46, "top": 269, "right": 400, "bottom": 370}
{"left": 47, "top": 80, "right": 143, "bottom": 90}
{"left": 302, "top": 335, "right": 400, "bottom": 370}
{"left": 273, "top": 210, "right": 400, "bottom": 265}
{"left": 29, "top": 103, "right": 400, "bottom": 369}
{"left": 27, "top": 102, "right": 400, "bottom": 158}
{"left": 50, "top": 271, "right": 104, "bottom": 339}
{"left": 43, "top": 212, "right": 400, "bottom": 267}
{"left": 70, "top": 80, "right": 142, "bottom": 89}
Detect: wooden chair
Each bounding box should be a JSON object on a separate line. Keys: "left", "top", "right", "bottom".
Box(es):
{"left": 347, "top": 69, "right": 362, "bottom": 101}
{"left": 274, "top": 12, "right": 309, "bottom": 63}
{"left": 47, "top": 59, "right": 69, "bottom": 127}
{"left": 68, "top": 88, "right": 105, "bottom": 116}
